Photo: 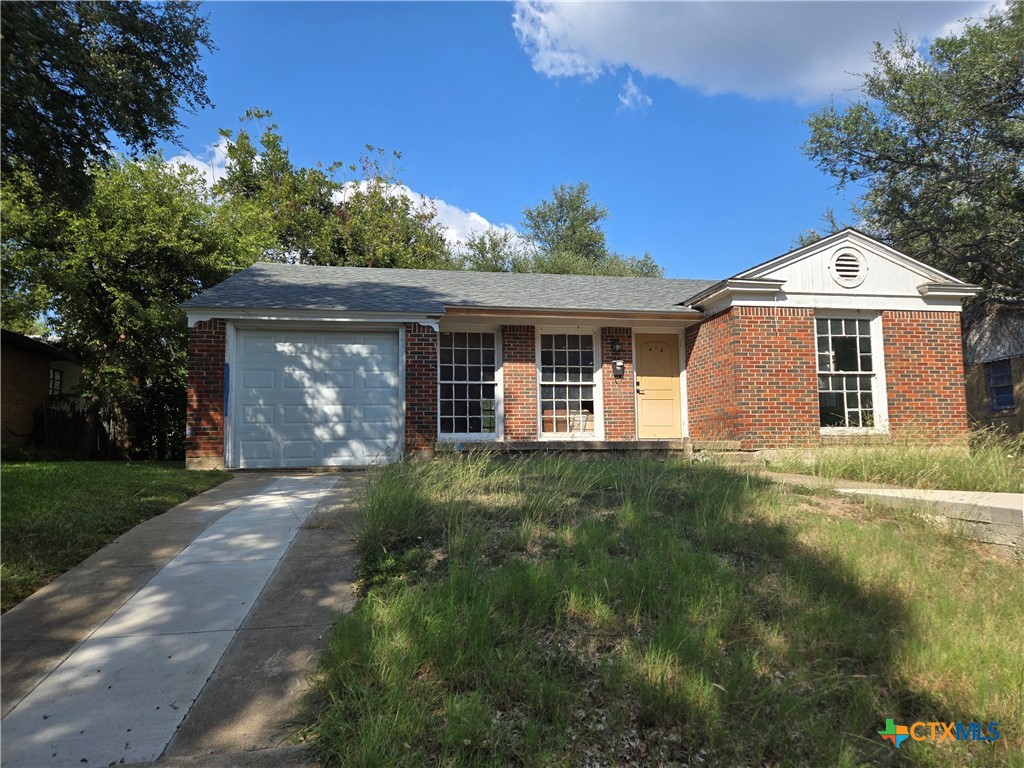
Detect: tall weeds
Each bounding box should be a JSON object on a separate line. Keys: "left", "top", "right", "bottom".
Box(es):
{"left": 771, "top": 429, "right": 1024, "bottom": 492}
{"left": 307, "top": 453, "right": 1023, "bottom": 767}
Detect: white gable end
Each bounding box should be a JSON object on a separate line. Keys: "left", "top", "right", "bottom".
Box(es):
{"left": 752, "top": 235, "right": 942, "bottom": 299}
{"left": 691, "top": 230, "right": 979, "bottom": 314}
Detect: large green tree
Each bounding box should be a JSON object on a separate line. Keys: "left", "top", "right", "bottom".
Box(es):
{"left": 464, "top": 182, "right": 663, "bottom": 277}
{"left": 804, "top": 2, "right": 1024, "bottom": 301}
{"left": 522, "top": 181, "right": 610, "bottom": 265}
{"left": 216, "top": 112, "right": 339, "bottom": 264}
{"left": 1, "top": 158, "right": 267, "bottom": 456}
{"left": 216, "top": 117, "right": 457, "bottom": 269}
{"left": 1, "top": 1, "right": 213, "bottom": 205}
{"left": 460, "top": 227, "right": 530, "bottom": 273}
{"left": 329, "top": 147, "right": 456, "bottom": 269}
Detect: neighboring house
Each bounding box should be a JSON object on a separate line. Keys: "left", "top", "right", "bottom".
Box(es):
{"left": 183, "top": 229, "right": 979, "bottom": 470}
{"left": 963, "top": 303, "right": 1024, "bottom": 434}
{"left": 1, "top": 329, "right": 83, "bottom": 446}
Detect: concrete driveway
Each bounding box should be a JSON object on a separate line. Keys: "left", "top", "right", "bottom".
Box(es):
{"left": 1, "top": 472, "right": 363, "bottom": 768}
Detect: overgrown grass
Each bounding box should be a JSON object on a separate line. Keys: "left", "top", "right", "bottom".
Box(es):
{"left": 1, "top": 461, "right": 231, "bottom": 611}
{"left": 305, "top": 454, "right": 1023, "bottom": 767}
{"left": 768, "top": 431, "right": 1024, "bottom": 493}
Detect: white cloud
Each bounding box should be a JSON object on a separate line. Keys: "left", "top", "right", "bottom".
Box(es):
{"left": 166, "top": 138, "right": 230, "bottom": 187}
{"left": 433, "top": 196, "right": 511, "bottom": 246}
{"left": 512, "top": 1, "right": 994, "bottom": 103}
{"left": 618, "top": 73, "right": 652, "bottom": 112}
{"left": 335, "top": 181, "right": 512, "bottom": 247}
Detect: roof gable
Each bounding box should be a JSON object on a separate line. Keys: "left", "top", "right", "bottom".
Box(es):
{"left": 686, "top": 229, "right": 979, "bottom": 312}
{"left": 734, "top": 229, "right": 968, "bottom": 286}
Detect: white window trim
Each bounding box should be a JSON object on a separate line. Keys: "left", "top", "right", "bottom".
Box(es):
{"left": 435, "top": 327, "right": 503, "bottom": 442}
{"left": 535, "top": 326, "right": 604, "bottom": 441}
{"left": 817, "top": 311, "right": 889, "bottom": 436}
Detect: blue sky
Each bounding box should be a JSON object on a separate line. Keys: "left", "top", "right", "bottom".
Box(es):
{"left": 166, "top": 1, "right": 991, "bottom": 279}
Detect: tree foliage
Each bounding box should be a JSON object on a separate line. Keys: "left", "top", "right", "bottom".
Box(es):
{"left": 461, "top": 227, "right": 529, "bottom": 272}
{"left": 216, "top": 117, "right": 458, "bottom": 269}
{"left": 522, "top": 182, "right": 610, "bottom": 265}
{"left": 1, "top": 158, "right": 266, "bottom": 456}
{"left": 215, "top": 110, "right": 338, "bottom": 263}
{"left": 329, "top": 148, "right": 456, "bottom": 269}
{"left": 0, "top": 1, "right": 213, "bottom": 206}
{"left": 804, "top": 2, "right": 1024, "bottom": 301}
{"left": 463, "top": 182, "right": 663, "bottom": 277}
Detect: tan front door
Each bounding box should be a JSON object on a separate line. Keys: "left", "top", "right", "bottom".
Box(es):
{"left": 635, "top": 334, "right": 682, "bottom": 439}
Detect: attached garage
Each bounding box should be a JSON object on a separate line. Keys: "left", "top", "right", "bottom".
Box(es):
{"left": 230, "top": 329, "right": 402, "bottom": 469}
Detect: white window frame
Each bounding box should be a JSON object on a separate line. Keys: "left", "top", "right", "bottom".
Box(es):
{"left": 436, "top": 327, "right": 503, "bottom": 442}
{"left": 816, "top": 311, "right": 889, "bottom": 435}
{"left": 535, "top": 327, "right": 604, "bottom": 441}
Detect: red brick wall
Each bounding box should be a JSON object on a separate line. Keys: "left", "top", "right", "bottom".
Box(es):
{"left": 882, "top": 310, "right": 969, "bottom": 441}
{"left": 685, "top": 310, "right": 741, "bottom": 442}
{"left": 186, "top": 319, "right": 226, "bottom": 463}
{"left": 404, "top": 323, "right": 437, "bottom": 453}
{"left": 601, "top": 327, "right": 635, "bottom": 440}
{"left": 687, "top": 307, "right": 970, "bottom": 448}
{"left": 687, "top": 308, "right": 819, "bottom": 448}
{"left": 733, "top": 307, "right": 819, "bottom": 448}
{"left": 502, "top": 325, "right": 537, "bottom": 440}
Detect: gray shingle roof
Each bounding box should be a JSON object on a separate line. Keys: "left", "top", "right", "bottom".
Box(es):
{"left": 183, "top": 263, "right": 716, "bottom": 316}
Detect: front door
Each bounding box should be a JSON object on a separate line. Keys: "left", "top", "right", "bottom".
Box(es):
{"left": 635, "top": 334, "right": 681, "bottom": 439}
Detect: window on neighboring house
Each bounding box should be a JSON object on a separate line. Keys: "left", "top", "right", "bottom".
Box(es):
{"left": 817, "top": 318, "right": 877, "bottom": 429}
{"left": 540, "top": 333, "right": 596, "bottom": 435}
{"left": 49, "top": 367, "right": 63, "bottom": 396}
{"left": 438, "top": 332, "right": 497, "bottom": 435}
{"left": 987, "top": 359, "right": 1015, "bottom": 411}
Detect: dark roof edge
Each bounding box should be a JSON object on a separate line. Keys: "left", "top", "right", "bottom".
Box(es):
{"left": 1, "top": 329, "right": 82, "bottom": 362}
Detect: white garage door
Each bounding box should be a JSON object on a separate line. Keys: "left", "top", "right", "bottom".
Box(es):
{"left": 231, "top": 330, "right": 402, "bottom": 469}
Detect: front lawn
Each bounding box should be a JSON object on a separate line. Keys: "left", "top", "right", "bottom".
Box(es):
{"left": 305, "top": 454, "right": 1022, "bottom": 767}
{"left": 1, "top": 461, "right": 231, "bottom": 611}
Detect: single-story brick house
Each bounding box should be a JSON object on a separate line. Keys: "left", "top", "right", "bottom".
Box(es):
{"left": 183, "top": 229, "right": 979, "bottom": 469}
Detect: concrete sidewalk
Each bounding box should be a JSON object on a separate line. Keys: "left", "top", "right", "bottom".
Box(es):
{"left": 1, "top": 472, "right": 354, "bottom": 768}
{"left": 759, "top": 470, "right": 1024, "bottom": 552}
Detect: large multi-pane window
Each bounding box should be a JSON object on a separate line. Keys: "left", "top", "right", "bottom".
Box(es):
{"left": 539, "top": 333, "right": 595, "bottom": 434}
{"left": 817, "top": 318, "right": 876, "bottom": 428}
{"left": 438, "top": 332, "right": 497, "bottom": 435}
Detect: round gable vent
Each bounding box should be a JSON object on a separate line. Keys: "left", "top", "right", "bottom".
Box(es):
{"left": 829, "top": 250, "right": 867, "bottom": 288}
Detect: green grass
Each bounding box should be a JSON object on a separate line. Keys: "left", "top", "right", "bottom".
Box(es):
{"left": 1, "top": 461, "right": 231, "bottom": 611}
{"left": 304, "top": 454, "right": 1023, "bottom": 767}
{"left": 768, "top": 431, "right": 1024, "bottom": 493}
